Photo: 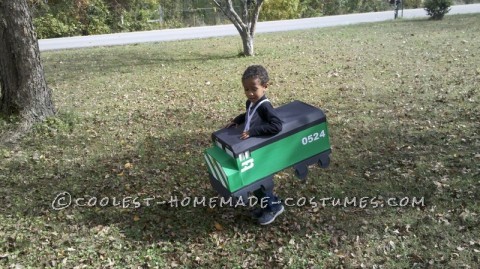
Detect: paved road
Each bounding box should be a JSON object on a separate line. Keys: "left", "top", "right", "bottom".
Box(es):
{"left": 38, "top": 4, "right": 480, "bottom": 51}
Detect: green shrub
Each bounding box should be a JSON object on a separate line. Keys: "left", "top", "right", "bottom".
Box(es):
{"left": 261, "top": 0, "right": 302, "bottom": 20}
{"left": 83, "top": 0, "right": 111, "bottom": 35}
{"left": 33, "top": 13, "right": 78, "bottom": 38}
{"left": 322, "top": 0, "right": 342, "bottom": 15}
{"left": 110, "top": 0, "right": 161, "bottom": 32}
{"left": 404, "top": 0, "right": 422, "bottom": 8}
{"left": 357, "top": 0, "right": 390, "bottom": 13}
{"left": 299, "top": 0, "right": 324, "bottom": 17}
{"left": 424, "top": 0, "right": 452, "bottom": 20}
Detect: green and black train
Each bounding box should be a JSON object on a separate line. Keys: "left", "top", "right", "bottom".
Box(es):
{"left": 204, "top": 100, "right": 331, "bottom": 200}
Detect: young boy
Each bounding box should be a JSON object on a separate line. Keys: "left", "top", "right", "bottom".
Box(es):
{"left": 225, "top": 65, "right": 284, "bottom": 225}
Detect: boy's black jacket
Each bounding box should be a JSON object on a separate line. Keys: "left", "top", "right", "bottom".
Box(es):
{"left": 232, "top": 95, "right": 283, "bottom": 137}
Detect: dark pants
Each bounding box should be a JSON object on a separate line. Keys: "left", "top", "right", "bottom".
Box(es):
{"left": 253, "top": 188, "right": 281, "bottom": 212}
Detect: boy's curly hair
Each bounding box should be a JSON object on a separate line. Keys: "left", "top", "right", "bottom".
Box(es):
{"left": 242, "top": 65, "right": 269, "bottom": 86}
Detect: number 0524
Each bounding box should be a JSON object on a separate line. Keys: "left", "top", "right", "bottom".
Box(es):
{"left": 301, "top": 130, "right": 325, "bottom": 145}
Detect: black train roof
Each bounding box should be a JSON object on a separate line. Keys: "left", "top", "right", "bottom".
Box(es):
{"left": 212, "top": 100, "right": 327, "bottom": 157}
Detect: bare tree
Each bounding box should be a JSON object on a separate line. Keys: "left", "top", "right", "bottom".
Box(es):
{"left": 212, "top": 0, "right": 264, "bottom": 56}
{"left": 0, "top": 0, "right": 55, "bottom": 138}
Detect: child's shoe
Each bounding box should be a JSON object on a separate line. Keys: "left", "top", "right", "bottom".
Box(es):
{"left": 258, "top": 204, "right": 284, "bottom": 225}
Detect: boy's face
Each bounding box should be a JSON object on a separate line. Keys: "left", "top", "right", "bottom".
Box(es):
{"left": 242, "top": 77, "right": 267, "bottom": 104}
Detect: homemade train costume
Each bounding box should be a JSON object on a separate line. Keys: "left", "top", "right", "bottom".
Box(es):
{"left": 204, "top": 100, "right": 331, "bottom": 201}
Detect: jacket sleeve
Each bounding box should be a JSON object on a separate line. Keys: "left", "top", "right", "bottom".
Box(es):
{"left": 248, "top": 102, "right": 283, "bottom": 137}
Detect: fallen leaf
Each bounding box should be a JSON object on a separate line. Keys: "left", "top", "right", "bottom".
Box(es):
{"left": 214, "top": 221, "right": 223, "bottom": 231}
{"left": 410, "top": 253, "right": 424, "bottom": 262}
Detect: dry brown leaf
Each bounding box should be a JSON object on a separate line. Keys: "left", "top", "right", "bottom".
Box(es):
{"left": 214, "top": 221, "right": 224, "bottom": 231}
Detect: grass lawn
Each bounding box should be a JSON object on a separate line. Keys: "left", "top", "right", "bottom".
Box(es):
{"left": 1, "top": 13, "right": 479, "bottom": 268}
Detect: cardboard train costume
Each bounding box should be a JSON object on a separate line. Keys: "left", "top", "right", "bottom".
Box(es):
{"left": 204, "top": 101, "right": 331, "bottom": 200}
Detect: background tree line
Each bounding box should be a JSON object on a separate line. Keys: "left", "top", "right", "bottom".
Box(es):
{"left": 27, "top": 0, "right": 451, "bottom": 39}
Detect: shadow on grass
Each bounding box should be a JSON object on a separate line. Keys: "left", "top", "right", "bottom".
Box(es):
{"left": 43, "top": 48, "right": 241, "bottom": 81}
{"left": 0, "top": 128, "right": 258, "bottom": 243}
{"left": 67, "top": 132, "right": 262, "bottom": 242}
{"left": 2, "top": 112, "right": 467, "bottom": 244}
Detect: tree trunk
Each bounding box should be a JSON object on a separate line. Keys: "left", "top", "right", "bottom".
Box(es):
{"left": 0, "top": 0, "right": 55, "bottom": 128}
{"left": 241, "top": 32, "right": 254, "bottom": 56}
{"left": 213, "top": 0, "right": 264, "bottom": 56}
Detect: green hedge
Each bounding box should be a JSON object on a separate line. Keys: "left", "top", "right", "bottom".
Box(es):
{"left": 29, "top": 0, "right": 476, "bottom": 38}
{"left": 424, "top": 0, "right": 452, "bottom": 20}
